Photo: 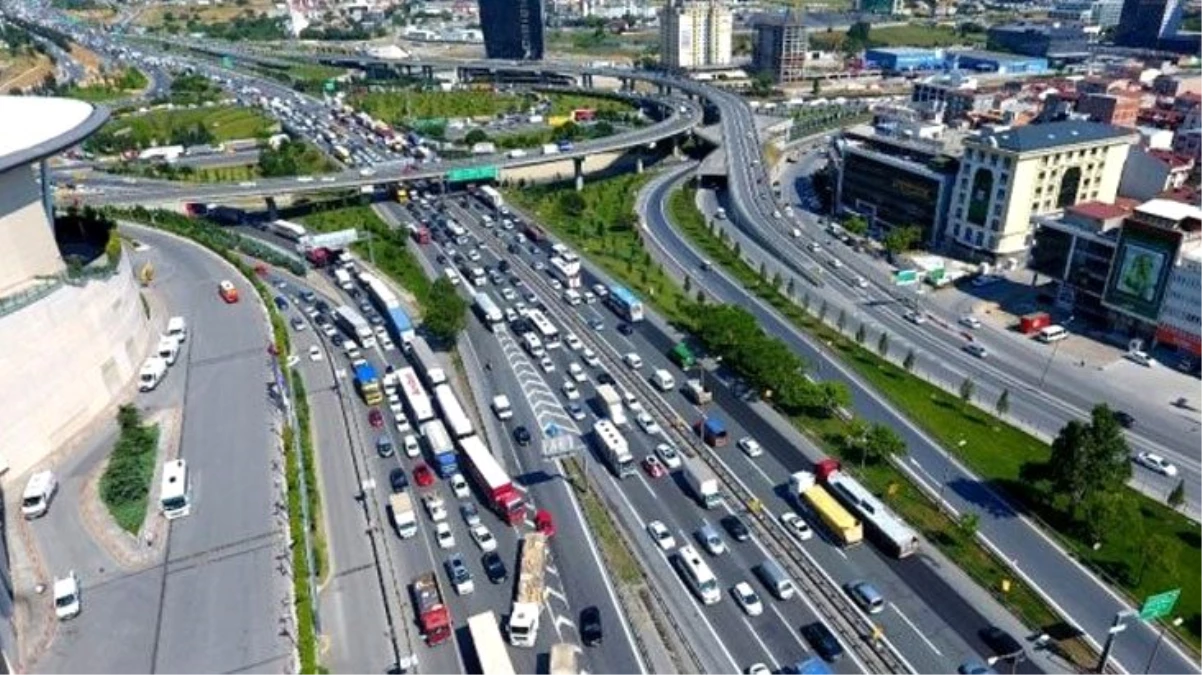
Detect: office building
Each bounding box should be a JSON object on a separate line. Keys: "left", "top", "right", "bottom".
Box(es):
{"left": 857, "top": 0, "right": 900, "bottom": 13}
{"left": 1173, "top": 128, "right": 1201, "bottom": 158}
{"left": 911, "top": 72, "right": 997, "bottom": 123}
{"left": 865, "top": 47, "right": 947, "bottom": 73}
{"left": 1114, "top": 0, "right": 1183, "bottom": 50}
{"left": 945, "top": 120, "right": 1137, "bottom": 259}
{"left": 1075, "top": 92, "right": 1141, "bottom": 127}
{"left": 986, "top": 22, "right": 1092, "bottom": 64}
{"left": 1029, "top": 200, "right": 1131, "bottom": 322}
{"left": 478, "top": 0, "right": 544, "bottom": 60}
{"left": 1119, "top": 148, "right": 1195, "bottom": 200}
{"left": 1048, "top": 0, "right": 1123, "bottom": 27}
{"left": 751, "top": 12, "right": 808, "bottom": 83}
{"left": 1158, "top": 246, "right": 1202, "bottom": 358}
{"left": 659, "top": 0, "right": 733, "bottom": 70}
{"left": 948, "top": 50, "right": 1050, "bottom": 75}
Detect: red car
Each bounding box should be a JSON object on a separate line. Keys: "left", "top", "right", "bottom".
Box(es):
{"left": 413, "top": 463, "right": 434, "bottom": 487}
{"left": 368, "top": 408, "right": 384, "bottom": 429}
{"left": 642, "top": 455, "right": 667, "bottom": 478}
{"left": 535, "top": 509, "right": 556, "bottom": 538}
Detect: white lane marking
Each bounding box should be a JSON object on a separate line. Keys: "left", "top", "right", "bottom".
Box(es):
{"left": 889, "top": 602, "right": 943, "bottom": 657}
{"left": 769, "top": 604, "right": 808, "bottom": 652}
{"left": 742, "top": 615, "right": 783, "bottom": 666}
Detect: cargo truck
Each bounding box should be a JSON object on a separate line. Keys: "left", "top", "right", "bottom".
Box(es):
{"left": 459, "top": 435, "right": 525, "bottom": 524}
{"left": 695, "top": 416, "right": 728, "bottom": 447}
{"left": 390, "top": 492, "right": 418, "bottom": 538}
{"left": 668, "top": 342, "right": 696, "bottom": 369}
{"left": 595, "top": 419, "right": 634, "bottom": 478}
{"left": 550, "top": 644, "right": 580, "bottom": 675}
{"left": 508, "top": 533, "right": 548, "bottom": 646}
{"left": 684, "top": 379, "right": 712, "bottom": 404}
{"left": 541, "top": 143, "right": 560, "bottom": 156}
{"left": 354, "top": 363, "right": 384, "bottom": 405}
{"left": 420, "top": 419, "right": 458, "bottom": 478}
{"left": 596, "top": 384, "right": 626, "bottom": 426}
{"left": 789, "top": 471, "right": 863, "bottom": 546}
{"left": 412, "top": 572, "right": 452, "bottom": 646}
{"left": 683, "top": 458, "right": 722, "bottom": 508}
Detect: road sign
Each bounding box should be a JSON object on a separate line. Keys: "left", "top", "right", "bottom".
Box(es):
{"left": 894, "top": 269, "right": 918, "bottom": 285}
{"left": 324, "top": 79, "right": 336, "bottom": 92}
{"left": 222, "top": 56, "right": 233, "bottom": 68}
{"left": 446, "top": 166, "right": 498, "bottom": 183}
{"left": 1140, "top": 589, "right": 1180, "bottom": 621}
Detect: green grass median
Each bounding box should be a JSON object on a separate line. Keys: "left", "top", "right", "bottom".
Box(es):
{"left": 99, "top": 405, "right": 160, "bottom": 534}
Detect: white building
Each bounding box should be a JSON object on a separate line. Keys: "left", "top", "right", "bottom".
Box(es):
{"left": 1157, "top": 245, "right": 1202, "bottom": 358}
{"left": 659, "top": 0, "right": 732, "bottom": 70}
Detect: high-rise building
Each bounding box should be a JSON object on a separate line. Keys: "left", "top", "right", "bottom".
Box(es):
{"left": 659, "top": 0, "right": 732, "bottom": 70}
{"left": 751, "top": 12, "right": 808, "bottom": 83}
{"left": 1114, "top": 0, "right": 1183, "bottom": 49}
{"left": 478, "top": 0, "right": 544, "bottom": 60}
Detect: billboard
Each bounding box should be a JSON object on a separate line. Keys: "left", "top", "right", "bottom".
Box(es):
{"left": 1102, "top": 221, "right": 1182, "bottom": 322}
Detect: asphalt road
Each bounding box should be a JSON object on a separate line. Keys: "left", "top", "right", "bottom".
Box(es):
{"left": 32, "top": 225, "right": 289, "bottom": 673}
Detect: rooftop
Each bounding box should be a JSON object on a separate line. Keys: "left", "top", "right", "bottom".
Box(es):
{"left": 0, "top": 96, "right": 109, "bottom": 173}
{"left": 950, "top": 49, "right": 1047, "bottom": 64}
{"left": 1068, "top": 201, "right": 1132, "bottom": 221}
{"left": 967, "top": 120, "right": 1134, "bottom": 152}
{"left": 1136, "top": 198, "right": 1202, "bottom": 223}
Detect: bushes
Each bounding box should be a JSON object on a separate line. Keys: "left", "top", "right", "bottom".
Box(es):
{"left": 99, "top": 404, "right": 160, "bottom": 534}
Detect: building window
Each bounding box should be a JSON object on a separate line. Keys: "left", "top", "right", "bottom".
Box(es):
{"left": 967, "top": 168, "right": 994, "bottom": 227}
{"left": 975, "top": 230, "right": 984, "bottom": 246}
{"left": 1057, "top": 167, "right": 1082, "bottom": 209}
{"left": 953, "top": 224, "right": 961, "bottom": 237}
{"left": 993, "top": 204, "right": 1002, "bottom": 216}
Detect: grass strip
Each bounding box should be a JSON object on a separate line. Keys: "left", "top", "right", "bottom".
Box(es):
{"left": 289, "top": 373, "right": 329, "bottom": 585}
{"left": 99, "top": 405, "right": 161, "bottom": 534}
{"left": 562, "top": 458, "right": 642, "bottom": 585}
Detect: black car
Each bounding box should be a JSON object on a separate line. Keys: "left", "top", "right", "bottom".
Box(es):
{"left": 300, "top": 291, "right": 316, "bottom": 304}
{"left": 389, "top": 467, "right": 409, "bottom": 492}
{"left": 580, "top": 606, "right": 603, "bottom": 647}
{"left": 331, "top": 334, "right": 345, "bottom": 347}
{"left": 721, "top": 515, "right": 751, "bottom": 542}
{"left": 497, "top": 260, "right": 510, "bottom": 273}
{"left": 800, "top": 622, "right": 844, "bottom": 662}
{"left": 482, "top": 551, "right": 508, "bottom": 583}
{"left": 273, "top": 295, "right": 289, "bottom": 310}
{"left": 979, "top": 626, "right": 1024, "bottom": 662}
{"left": 514, "top": 426, "right": 532, "bottom": 446}
{"left": 617, "top": 323, "right": 634, "bottom": 336}
{"left": 1114, "top": 410, "right": 1135, "bottom": 428}
{"left": 597, "top": 372, "right": 616, "bottom": 386}
{"left": 436, "top": 254, "right": 447, "bottom": 265}
{"left": 314, "top": 300, "right": 330, "bottom": 314}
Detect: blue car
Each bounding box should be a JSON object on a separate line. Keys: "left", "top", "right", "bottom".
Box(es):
{"left": 273, "top": 295, "right": 288, "bottom": 310}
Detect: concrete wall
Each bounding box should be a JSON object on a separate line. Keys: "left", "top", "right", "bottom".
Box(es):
{"left": 0, "top": 168, "right": 66, "bottom": 296}
{"left": 0, "top": 251, "right": 153, "bottom": 481}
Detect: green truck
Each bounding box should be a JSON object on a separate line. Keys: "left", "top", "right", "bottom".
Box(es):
{"left": 668, "top": 342, "right": 696, "bottom": 370}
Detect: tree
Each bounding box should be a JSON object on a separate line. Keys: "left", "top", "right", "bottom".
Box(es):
{"left": 957, "top": 512, "right": 980, "bottom": 538}
{"left": 786, "top": 277, "right": 796, "bottom": 297}
{"left": 423, "top": 277, "right": 468, "bottom": 343}
{"left": 1046, "top": 405, "right": 1133, "bottom": 514}
{"left": 864, "top": 423, "right": 905, "bottom": 463}
{"left": 818, "top": 299, "right": 828, "bottom": 322}
{"left": 855, "top": 323, "right": 867, "bottom": 344}
{"left": 811, "top": 78, "right": 821, "bottom": 96}
{"left": 996, "top": 388, "right": 1010, "bottom": 416}
{"left": 903, "top": 349, "right": 916, "bottom": 372}
{"left": 1167, "top": 479, "right": 1186, "bottom": 509}
{"left": 843, "top": 215, "right": 869, "bottom": 236}
{"left": 877, "top": 332, "right": 889, "bottom": 358}
{"left": 749, "top": 71, "right": 775, "bottom": 96}
{"left": 683, "top": 275, "right": 692, "bottom": 293}
{"left": 558, "top": 191, "right": 586, "bottom": 217}
{"left": 802, "top": 292, "right": 811, "bottom": 312}
{"left": 695, "top": 289, "right": 706, "bottom": 304}
{"left": 463, "top": 128, "right": 489, "bottom": 145}
{"left": 818, "top": 381, "right": 852, "bottom": 418}
{"left": 1136, "top": 533, "right": 1179, "bottom": 586}
{"left": 734, "top": 241, "right": 742, "bottom": 257}
{"left": 837, "top": 309, "right": 847, "bottom": 331}
{"left": 883, "top": 225, "right": 923, "bottom": 256}
{"left": 960, "top": 377, "right": 975, "bottom": 403}
{"left": 844, "top": 21, "right": 871, "bottom": 53}
{"left": 759, "top": 261, "right": 768, "bottom": 279}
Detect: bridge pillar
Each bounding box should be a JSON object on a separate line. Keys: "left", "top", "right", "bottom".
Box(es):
{"left": 40, "top": 159, "right": 53, "bottom": 222}
{"left": 583, "top": 73, "right": 593, "bottom": 88}
{"left": 657, "top": 83, "right": 667, "bottom": 96}
{"left": 573, "top": 156, "right": 585, "bottom": 192}
{"left": 635, "top": 154, "right": 644, "bottom": 174}
{"left": 422, "top": 65, "right": 434, "bottom": 82}
{"left": 671, "top": 136, "right": 682, "bottom": 160}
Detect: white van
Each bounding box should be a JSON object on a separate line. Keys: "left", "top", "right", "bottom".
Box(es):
{"left": 651, "top": 369, "right": 675, "bottom": 391}
{"left": 624, "top": 353, "right": 644, "bottom": 369}
{"left": 563, "top": 289, "right": 582, "bottom": 306}
{"left": 22, "top": 470, "right": 58, "bottom": 519}
{"left": 157, "top": 336, "right": 181, "bottom": 366}
{"left": 139, "top": 357, "right": 168, "bottom": 392}
{"left": 1037, "top": 325, "right": 1068, "bottom": 343}
{"left": 523, "top": 332, "right": 545, "bottom": 358}
{"left": 166, "top": 316, "right": 187, "bottom": 342}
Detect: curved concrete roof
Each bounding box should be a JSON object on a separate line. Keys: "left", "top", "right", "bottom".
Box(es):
{"left": 0, "top": 96, "right": 110, "bottom": 173}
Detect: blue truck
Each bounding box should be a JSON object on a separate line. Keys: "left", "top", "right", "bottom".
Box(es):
{"left": 387, "top": 306, "right": 415, "bottom": 345}
{"left": 419, "top": 419, "right": 458, "bottom": 477}
{"left": 354, "top": 363, "right": 383, "bottom": 405}
{"left": 695, "top": 416, "right": 728, "bottom": 447}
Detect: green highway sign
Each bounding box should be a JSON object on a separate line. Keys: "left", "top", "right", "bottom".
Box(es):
{"left": 222, "top": 56, "right": 233, "bottom": 68}
{"left": 446, "top": 166, "right": 498, "bottom": 183}
{"left": 324, "top": 80, "right": 336, "bottom": 92}
{"left": 894, "top": 270, "right": 918, "bottom": 285}
{"left": 1140, "top": 589, "right": 1180, "bottom": 621}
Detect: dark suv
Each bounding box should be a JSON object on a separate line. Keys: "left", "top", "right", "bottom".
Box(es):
{"left": 580, "top": 606, "right": 603, "bottom": 647}
{"left": 482, "top": 551, "right": 508, "bottom": 584}
{"left": 801, "top": 622, "right": 844, "bottom": 662}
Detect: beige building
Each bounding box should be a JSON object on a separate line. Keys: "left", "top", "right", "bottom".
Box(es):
{"left": 659, "top": 0, "right": 732, "bottom": 70}
{"left": 945, "top": 120, "right": 1136, "bottom": 259}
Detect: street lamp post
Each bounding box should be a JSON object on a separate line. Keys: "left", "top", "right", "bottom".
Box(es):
{"left": 1038, "top": 314, "right": 1073, "bottom": 387}
{"left": 1144, "top": 617, "right": 1184, "bottom": 674}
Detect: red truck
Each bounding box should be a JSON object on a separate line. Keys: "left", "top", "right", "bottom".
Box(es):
{"left": 411, "top": 572, "right": 451, "bottom": 646}
{"left": 411, "top": 226, "right": 430, "bottom": 245}
{"left": 305, "top": 247, "right": 332, "bottom": 268}
{"left": 459, "top": 435, "right": 525, "bottom": 524}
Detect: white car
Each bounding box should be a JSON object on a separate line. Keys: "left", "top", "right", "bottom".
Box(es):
{"left": 959, "top": 315, "right": 982, "bottom": 329}
{"left": 308, "top": 345, "right": 323, "bottom": 361}
{"left": 904, "top": 310, "right": 927, "bottom": 325}
{"left": 647, "top": 520, "right": 676, "bottom": 551}
{"left": 624, "top": 352, "right": 643, "bottom": 369}
{"left": 395, "top": 413, "right": 412, "bottom": 434}
{"left": 568, "top": 362, "right": 587, "bottom": 382}
{"left": 501, "top": 287, "right": 517, "bottom": 301}
{"left": 582, "top": 348, "right": 600, "bottom": 367}
{"left": 562, "top": 381, "right": 580, "bottom": 401}
{"left": 854, "top": 275, "right": 869, "bottom": 289}
{"left": 425, "top": 495, "right": 448, "bottom": 522}
{"left": 539, "top": 356, "right": 556, "bottom": 373}
{"left": 780, "top": 512, "right": 813, "bottom": 541}
{"left": 450, "top": 473, "right": 471, "bottom": 498}
{"left": 470, "top": 524, "right": 497, "bottom": 552}
{"left": 565, "top": 333, "right": 583, "bottom": 350}
{"left": 549, "top": 279, "right": 563, "bottom": 291}
{"left": 53, "top": 571, "right": 81, "bottom": 620}
{"left": 403, "top": 435, "right": 421, "bottom": 458}
{"left": 732, "top": 582, "right": 764, "bottom": 616}
{"left": 655, "top": 443, "right": 682, "bottom": 469}
{"left": 434, "top": 522, "right": 455, "bottom": 549}
{"left": 636, "top": 412, "right": 661, "bottom": 435}
{"left": 737, "top": 437, "right": 764, "bottom": 458}
{"left": 1134, "top": 451, "right": 1178, "bottom": 477}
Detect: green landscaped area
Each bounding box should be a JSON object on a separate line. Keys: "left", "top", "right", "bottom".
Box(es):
{"left": 546, "top": 28, "right": 658, "bottom": 57}
{"left": 99, "top": 405, "right": 160, "bottom": 534}
{"left": 59, "top": 66, "right": 147, "bottom": 102}
{"left": 808, "top": 22, "right": 985, "bottom": 51}
{"left": 86, "top": 106, "right": 278, "bottom": 153}
{"left": 350, "top": 89, "right": 637, "bottom": 126}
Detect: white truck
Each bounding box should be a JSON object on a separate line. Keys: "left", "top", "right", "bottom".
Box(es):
{"left": 684, "top": 378, "right": 713, "bottom": 404}
{"left": 156, "top": 335, "right": 182, "bottom": 366}
{"left": 595, "top": 419, "right": 634, "bottom": 478}
{"left": 683, "top": 457, "right": 722, "bottom": 509}
{"left": 508, "top": 533, "right": 548, "bottom": 646}
{"left": 492, "top": 395, "right": 514, "bottom": 420}
{"left": 390, "top": 492, "right": 418, "bottom": 538}
{"left": 541, "top": 143, "right": 560, "bottom": 156}
{"left": 596, "top": 384, "right": 626, "bottom": 426}
{"left": 334, "top": 268, "right": 353, "bottom": 291}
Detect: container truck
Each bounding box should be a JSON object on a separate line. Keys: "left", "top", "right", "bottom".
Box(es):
{"left": 397, "top": 366, "right": 435, "bottom": 423}
{"left": 433, "top": 383, "right": 474, "bottom": 439}
{"left": 508, "top": 533, "right": 548, "bottom": 646}
{"left": 390, "top": 492, "right": 418, "bottom": 538}
{"left": 473, "top": 292, "right": 503, "bottom": 327}
{"left": 789, "top": 471, "right": 863, "bottom": 546}
{"left": 459, "top": 434, "right": 525, "bottom": 524}
{"left": 421, "top": 419, "right": 458, "bottom": 478}
{"left": 695, "top": 416, "right": 728, "bottom": 447}
{"left": 410, "top": 338, "right": 448, "bottom": 388}
{"left": 387, "top": 306, "right": 416, "bottom": 345}
{"left": 354, "top": 363, "right": 384, "bottom": 405}
{"left": 596, "top": 384, "right": 626, "bottom": 426}
{"left": 412, "top": 572, "right": 452, "bottom": 646}
{"left": 595, "top": 419, "right": 634, "bottom": 478}
{"left": 468, "top": 612, "right": 517, "bottom": 675}
{"left": 541, "top": 143, "right": 560, "bottom": 156}
{"left": 684, "top": 458, "right": 722, "bottom": 509}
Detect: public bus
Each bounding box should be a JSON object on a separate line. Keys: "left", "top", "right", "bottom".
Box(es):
{"left": 525, "top": 309, "right": 561, "bottom": 349}
{"left": 467, "top": 612, "right": 516, "bottom": 675}
{"left": 218, "top": 280, "right": 239, "bottom": 304}
{"left": 673, "top": 545, "right": 720, "bottom": 605}
{"left": 826, "top": 471, "right": 919, "bottom": 558}
{"left": 269, "top": 219, "right": 307, "bottom": 242}
{"left": 397, "top": 366, "right": 436, "bottom": 424}
{"left": 479, "top": 185, "right": 504, "bottom": 210}
{"left": 160, "top": 459, "right": 192, "bottom": 519}
{"left": 548, "top": 256, "right": 581, "bottom": 289}
{"left": 473, "top": 293, "right": 503, "bottom": 328}
{"left": 606, "top": 284, "right": 645, "bottom": 323}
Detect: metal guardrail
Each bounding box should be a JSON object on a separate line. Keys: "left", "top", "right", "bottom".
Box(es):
{"left": 456, "top": 201, "right": 911, "bottom": 674}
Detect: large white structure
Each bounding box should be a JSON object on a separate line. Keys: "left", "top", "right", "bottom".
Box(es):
{"left": 0, "top": 96, "right": 153, "bottom": 480}
{"left": 1158, "top": 246, "right": 1202, "bottom": 357}
{"left": 659, "top": 0, "right": 732, "bottom": 70}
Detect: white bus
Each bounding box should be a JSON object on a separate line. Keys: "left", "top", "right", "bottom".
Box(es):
{"left": 474, "top": 293, "right": 503, "bottom": 327}
{"left": 269, "top": 219, "right": 307, "bottom": 242}
{"left": 479, "top": 186, "right": 504, "bottom": 210}
{"left": 594, "top": 419, "right": 634, "bottom": 478}
{"left": 397, "top": 366, "right": 436, "bottom": 424}
{"left": 674, "top": 545, "right": 720, "bottom": 605}
{"left": 548, "top": 256, "right": 581, "bottom": 289}
{"left": 333, "top": 305, "right": 376, "bottom": 348}
{"left": 467, "top": 612, "right": 516, "bottom": 675}
{"left": 160, "top": 459, "right": 191, "bottom": 519}
{"left": 525, "top": 309, "right": 561, "bottom": 349}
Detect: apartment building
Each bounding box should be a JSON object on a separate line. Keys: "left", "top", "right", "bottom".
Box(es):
{"left": 659, "top": 0, "right": 732, "bottom": 70}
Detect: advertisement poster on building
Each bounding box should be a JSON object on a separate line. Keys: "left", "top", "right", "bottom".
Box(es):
{"left": 1102, "top": 222, "right": 1182, "bottom": 321}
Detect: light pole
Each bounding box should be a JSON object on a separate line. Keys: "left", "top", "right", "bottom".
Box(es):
{"left": 1038, "top": 314, "right": 1073, "bottom": 387}
{"left": 1097, "top": 610, "right": 1138, "bottom": 674}
{"left": 1144, "top": 617, "right": 1183, "bottom": 674}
